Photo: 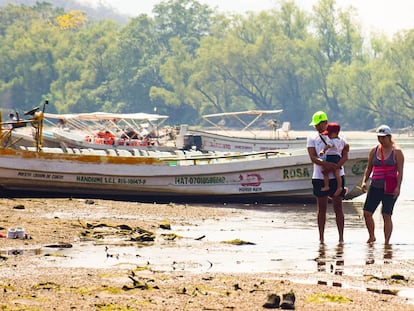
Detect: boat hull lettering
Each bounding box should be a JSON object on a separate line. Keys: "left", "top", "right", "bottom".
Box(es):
{"left": 174, "top": 176, "right": 226, "bottom": 185}
{"left": 239, "top": 187, "right": 262, "bottom": 192}
{"left": 77, "top": 176, "right": 103, "bottom": 183}
{"left": 18, "top": 171, "right": 64, "bottom": 180}
{"left": 283, "top": 167, "right": 311, "bottom": 179}
{"left": 76, "top": 176, "right": 147, "bottom": 185}
{"left": 351, "top": 160, "right": 368, "bottom": 175}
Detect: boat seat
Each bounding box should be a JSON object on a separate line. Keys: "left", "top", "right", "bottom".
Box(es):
{"left": 42, "top": 147, "right": 64, "bottom": 153}
{"left": 107, "top": 149, "right": 117, "bottom": 156}
{"left": 88, "top": 149, "right": 106, "bottom": 156}
{"left": 117, "top": 149, "right": 132, "bottom": 157}
{"left": 132, "top": 149, "right": 142, "bottom": 157}
{"left": 147, "top": 150, "right": 160, "bottom": 157}
{"left": 174, "top": 150, "right": 186, "bottom": 160}
{"left": 80, "top": 149, "right": 91, "bottom": 154}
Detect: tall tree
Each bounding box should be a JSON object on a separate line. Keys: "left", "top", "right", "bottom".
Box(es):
{"left": 309, "top": 0, "right": 363, "bottom": 118}
{"left": 49, "top": 19, "right": 119, "bottom": 113}
{"left": 0, "top": 4, "right": 62, "bottom": 112}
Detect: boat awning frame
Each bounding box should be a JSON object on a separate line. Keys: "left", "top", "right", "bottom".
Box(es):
{"left": 202, "top": 109, "right": 283, "bottom": 131}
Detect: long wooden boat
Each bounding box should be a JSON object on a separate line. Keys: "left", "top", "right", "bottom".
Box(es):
{"left": 0, "top": 146, "right": 368, "bottom": 203}
{"left": 0, "top": 104, "right": 368, "bottom": 203}
{"left": 175, "top": 110, "right": 306, "bottom": 152}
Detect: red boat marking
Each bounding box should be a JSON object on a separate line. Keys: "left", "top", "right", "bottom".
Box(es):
{"left": 239, "top": 173, "right": 263, "bottom": 187}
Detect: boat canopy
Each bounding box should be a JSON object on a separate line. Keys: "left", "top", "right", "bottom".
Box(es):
{"left": 202, "top": 109, "right": 283, "bottom": 131}
{"left": 43, "top": 112, "right": 170, "bottom": 139}
{"left": 44, "top": 112, "right": 169, "bottom": 122}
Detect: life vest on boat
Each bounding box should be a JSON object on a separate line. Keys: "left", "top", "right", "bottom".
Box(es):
{"left": 102, "top": 131, "right": 115, "bottom": 145}
{"left": 128, "top": 140, "right": 140, "bottom": 146}
{"left": 95, "top": 137, "right": 104, "bottom": 144}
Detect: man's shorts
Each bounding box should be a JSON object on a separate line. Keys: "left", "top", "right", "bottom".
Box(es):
{"left": 312, "top": 176, "right": 346, "bottom": 198}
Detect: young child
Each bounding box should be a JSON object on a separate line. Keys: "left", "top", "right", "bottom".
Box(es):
{"left": 319, "top": 123, "right": 347, "bottom": 197}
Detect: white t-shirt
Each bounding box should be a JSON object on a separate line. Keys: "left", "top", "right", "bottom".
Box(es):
{"left": 306, "top": 132, "right": 347, "bottom": 179}
{"left": 325, "top": 137, "right": 347, "bottom": 157}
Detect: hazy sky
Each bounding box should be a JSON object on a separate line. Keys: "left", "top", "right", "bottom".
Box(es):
{"left": 83, "top": 0, "right": 414, "bottom": 37}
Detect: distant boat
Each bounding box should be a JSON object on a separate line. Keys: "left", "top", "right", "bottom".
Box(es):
{"left": 176, "top": 110, "right": 306, "bottom": 152}
{"left": 45, "top": 112, "right": 177, "bottom": 151}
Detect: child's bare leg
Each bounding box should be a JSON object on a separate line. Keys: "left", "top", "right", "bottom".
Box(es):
{"left": 333, "top": 169, "right": 343, "bottom": 196}
{"left": 321, "top": 172, "right": 330, "bottom": 191}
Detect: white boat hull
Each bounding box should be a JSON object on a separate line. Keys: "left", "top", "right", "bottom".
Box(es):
{"left": 0, "top": 148, "right": 368, "bottom": 202}
{"left": 177, "top": 129, "right": 306, "bottom": 152}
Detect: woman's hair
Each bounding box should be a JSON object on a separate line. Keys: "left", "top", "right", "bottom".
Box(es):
{"left": 379, "top": 134, "right": 395, "bottom": 145}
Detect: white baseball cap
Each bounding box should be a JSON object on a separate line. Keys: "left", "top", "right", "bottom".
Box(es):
{"left": 376, "top": 125, "right": 392, "bottom": 136}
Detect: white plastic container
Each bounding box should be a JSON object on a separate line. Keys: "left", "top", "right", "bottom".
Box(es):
{"left": 7, "top": 228, "right": 16, "bottom": 239}
{"left": 15, "top": 227, "right": 25, "bottom": 239}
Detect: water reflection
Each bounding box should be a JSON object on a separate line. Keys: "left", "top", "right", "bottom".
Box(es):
{"left": 334, "top": 243, "right": 344, "bottom": 276}
{"left": 365, "top": 243, "right": 394, "bottom": 265}
{"left": 316, "top": 243, "right": 344, "bottom": 275}
{"left": 316, "top": 243, "right": 327, "bottom": 272}
{"left": 383, "top": 244, "right": 393, "bottom": 264}
{"left": 366, "top": 243, "right": 375, "bottom": 265}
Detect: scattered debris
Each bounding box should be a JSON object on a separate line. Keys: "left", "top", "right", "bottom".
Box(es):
{"left": 160, "top": 233, "right": 181, "bottom": 240}
{"left": 122, "top": 273, "right": 159, "bottom": 291}
{"left": 391, "top": 274, "right": 408, "bottom": 282}
{"left": 33, "top": 281, "right": 60, "bottom": 290}
{"left": 366, "top": 288, "right": 399, "bottom": 295}
{"left": 221, "top": 239, "right": 256, "bottom": 245}
{"left": 233, "top": 283, "right": 242, "bottom": 290}
{"left": 305, "top": 293, "right": 352, "bottom": 304}
{"left": 159, "top": 220, "right": 171, "bottom": 230}
{"left": 44, "top": 243, "right": 73, "bottom": 248}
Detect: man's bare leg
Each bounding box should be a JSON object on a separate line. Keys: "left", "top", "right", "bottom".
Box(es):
{"left": 333, "top": 195, "right": 344, "bottom": 243}
{"left": 317, "top": 196, "right": 328, "bottom": 243}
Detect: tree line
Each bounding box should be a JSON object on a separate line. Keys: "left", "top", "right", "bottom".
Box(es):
{"left": 0, "top": 0, "right": 413, "bottom": 130}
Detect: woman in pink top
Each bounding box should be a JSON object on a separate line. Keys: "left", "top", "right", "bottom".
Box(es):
{"left": 360, "top": 125, "right": 404, "bottom": 245}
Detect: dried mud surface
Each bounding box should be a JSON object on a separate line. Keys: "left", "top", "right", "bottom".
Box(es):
{"left": 0, "top": 197, "right": 413, "bottom": 310}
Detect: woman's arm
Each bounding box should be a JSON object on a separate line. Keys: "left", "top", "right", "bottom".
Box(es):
{"left": 393, "top": 147, "right": 405, "bottom": 198}
{"left": 361, "top": 147, "right": 375, "bottom": 192}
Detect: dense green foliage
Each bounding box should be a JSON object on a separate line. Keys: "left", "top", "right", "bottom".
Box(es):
{"left": 0, "top": 0, "right": 413, "bottom": 130}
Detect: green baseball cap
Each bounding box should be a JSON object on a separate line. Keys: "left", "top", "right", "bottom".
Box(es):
{"left": 309, "top": 111, "right": 328, "bottom": 126}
